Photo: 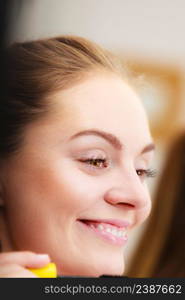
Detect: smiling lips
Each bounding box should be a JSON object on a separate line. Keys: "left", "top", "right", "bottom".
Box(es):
{"left": 79, "top": 219, "right": 129, "bottom": 246}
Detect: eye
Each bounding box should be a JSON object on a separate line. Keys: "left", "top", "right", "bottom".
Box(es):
{"left": 79, "top": 157, "right": 109, "bottom": 169}
{"left": 136, "top": 168, "right": 157, "bottom": 179}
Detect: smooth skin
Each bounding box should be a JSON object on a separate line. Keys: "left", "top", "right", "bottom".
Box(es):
{"left": 0, "top": 72, "right": 154, "bottom": 277}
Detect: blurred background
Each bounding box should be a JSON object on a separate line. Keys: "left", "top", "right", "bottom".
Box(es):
{"left": 4, "top": 0, "right": 185, "bottom": 276}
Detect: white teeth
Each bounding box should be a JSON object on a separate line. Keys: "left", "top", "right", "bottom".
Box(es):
{"left": 115, "top": 231, "right": 121, "bottom": 237}
{"left": 111, "top": 229, "right": 117, "bottom": 235}
{"left": 97, "top": 224, "right": 104, "bottom": 230}
{"left": 95, "top": 224, "right": 126, "bottom": 237}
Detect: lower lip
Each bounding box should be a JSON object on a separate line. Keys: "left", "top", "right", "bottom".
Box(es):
{"left": 77, "top": 220, "right": 128, "bottom": 247}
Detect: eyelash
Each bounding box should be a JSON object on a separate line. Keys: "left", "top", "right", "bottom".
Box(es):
{"left": 79, "top": 158, "right": 108, "bottom": 169}
{"left": 79, "top": 157, "right": 157, "bottom": 178}
{"left": 136, "top": 169, "right": 157, "bottom": 178}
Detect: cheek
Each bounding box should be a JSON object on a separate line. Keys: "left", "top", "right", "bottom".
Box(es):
{"left": 46, "top": 164, "right": 100, "bottom": 214}
{"left": 5, "top": 157, "right": 101, "bottom": 222}
{"left": 4, "top": 160, "right": 101, "bottom": 250}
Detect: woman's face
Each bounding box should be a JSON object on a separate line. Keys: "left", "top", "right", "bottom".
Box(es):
{"left": 2, "top": 73, "right": 154, "bottom": 277}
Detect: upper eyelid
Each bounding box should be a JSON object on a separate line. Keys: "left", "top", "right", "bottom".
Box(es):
{"left": 74, "top": 149, "right": 107, "bottom": 157}
{"left": 79, "top": 153, "right": 106, "bottom": 159}
{"left": 76, "top": 153, "right": 148, "bottom": 168}
{"left": 73, "top": 148, "right": 153, "bottom": 168}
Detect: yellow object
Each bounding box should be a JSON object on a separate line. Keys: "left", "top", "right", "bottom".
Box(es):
{"left": 29, "top": 262, "right": 57, "bottom": 278}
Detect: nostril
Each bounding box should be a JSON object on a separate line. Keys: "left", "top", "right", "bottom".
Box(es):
{"left": 107, "top": 201, "right": 135, "bottom": 209}
{"left": 117, "top": 203, "right": 135, "bottom": 208}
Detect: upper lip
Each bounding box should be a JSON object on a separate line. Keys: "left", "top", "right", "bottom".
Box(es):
{"left": 79, "top": 218, "right": 130, "bottom": 229}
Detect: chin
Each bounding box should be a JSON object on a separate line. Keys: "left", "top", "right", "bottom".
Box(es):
{"left": 87, "top": 260, "right": 125, "bottom": 277}
{"left": 101, "top": 264, "right": 124, "bottom": 277}
{"left": 98, "top": 254, "right": 125, "bottom": 277}
{"left": 59, "top": 261, "right": 124, "bottom": 278}
{"left": 55, "top": 248, "right": 125, "bottom": 277}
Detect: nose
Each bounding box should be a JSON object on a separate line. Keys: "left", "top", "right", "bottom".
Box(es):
{"left": 103, "top": 172, "right": 150, "bottom": 210}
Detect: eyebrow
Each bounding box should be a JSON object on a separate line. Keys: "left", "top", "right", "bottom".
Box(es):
{"left": 69, "top": 129, "right": 155, "bottom": 154}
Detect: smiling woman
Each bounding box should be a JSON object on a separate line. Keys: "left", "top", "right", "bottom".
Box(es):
{"left": 0, "top": 35, "right": 155, "bottom": 277}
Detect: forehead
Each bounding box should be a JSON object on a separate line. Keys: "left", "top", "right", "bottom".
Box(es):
{"left": 52, "top": 74, "right": 147, "bottom": 121}
{"left": 49, "top": 74, "right": 152, "bottom": 147}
